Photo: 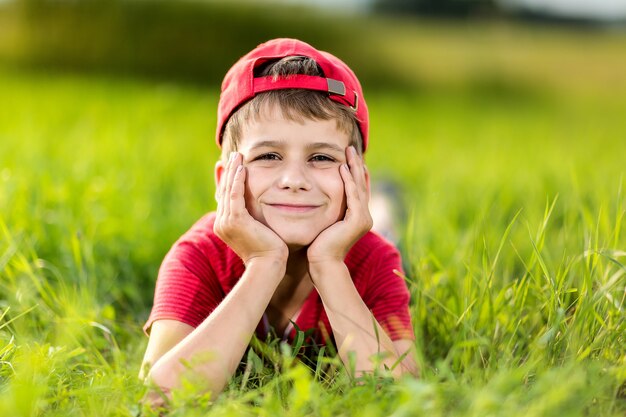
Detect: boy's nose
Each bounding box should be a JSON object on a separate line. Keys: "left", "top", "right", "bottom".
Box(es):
{"left": 277, "top": 162, "right": 312, "bottom": 191}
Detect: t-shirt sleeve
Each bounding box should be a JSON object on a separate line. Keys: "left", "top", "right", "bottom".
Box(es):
{"left": 143, "top": 238, "right": 225, "bottom": 335}
{"left": 365, "top": 243, "right": 415, "bottom": 341}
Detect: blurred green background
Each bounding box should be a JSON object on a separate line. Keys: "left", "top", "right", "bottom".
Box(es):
{"left": 1, "top": 0, "right": 625, "bottom": 89}
{"left": 0, "top": 1, "right": 625, "bottom": 415}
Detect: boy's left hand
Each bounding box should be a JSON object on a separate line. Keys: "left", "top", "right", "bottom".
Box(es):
{"left": 307, "top": 146, "right": 373, "bottom": 270}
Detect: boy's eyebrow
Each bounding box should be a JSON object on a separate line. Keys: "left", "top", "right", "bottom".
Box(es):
{"left": 247, "top": 140, "right": 286, "bottom": 150}
{"left": 306, "top": 142, "right": 344, "bottom": 153}
{"left": 247, "top": 140, "right": 345, "bottom": 153}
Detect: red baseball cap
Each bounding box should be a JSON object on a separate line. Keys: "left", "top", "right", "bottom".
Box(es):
{"left": 216, "top": 38, "right": 369, "bottom": 151}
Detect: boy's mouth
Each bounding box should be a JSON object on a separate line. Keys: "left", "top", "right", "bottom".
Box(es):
{"left": 267, "top": 203, "right": 321, "bottom": 213}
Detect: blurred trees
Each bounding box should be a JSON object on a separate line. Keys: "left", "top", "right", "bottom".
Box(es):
{"left": 2, "top": 0, "right": 619, "bottom": 87}
{"left": 0, "top": 0, "right": 401, "bottom": 86}
{"left": 373, "top": 0, "right": 498, "bottom": 17}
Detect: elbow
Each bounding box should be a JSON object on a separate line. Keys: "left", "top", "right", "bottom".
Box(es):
{"left": 139, "top": 365, "right": 174, "bottom": 410}
{"left": 139, "top": 355, "right": 172, "bottom": 387}
{"left": 145, "top": 357, "right": 228, "bottom": 402}
{"left": 144, "top": 359, "right": 177, "bottom": 393}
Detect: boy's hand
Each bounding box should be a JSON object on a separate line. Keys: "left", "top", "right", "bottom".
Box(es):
{"left": 307, "top": 146, "right": 373, "bottom": 272}
{"left": 214, "top": 152, "right": 288, "bottom": 267}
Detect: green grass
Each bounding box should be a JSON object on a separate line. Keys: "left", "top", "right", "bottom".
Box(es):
{"left": 1, "top": 20, "right": 625, "bottom": 416}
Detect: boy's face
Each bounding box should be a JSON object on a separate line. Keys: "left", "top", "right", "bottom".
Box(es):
{"left": 216, "top": 105, "right": 356, "bottom": 250}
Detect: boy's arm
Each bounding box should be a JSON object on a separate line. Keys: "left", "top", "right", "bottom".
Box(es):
{"left": 143, "top": 152, "right": 289, "bottom": 398}
{"left": 309, "top": 261, "right": 418, "bottom": 377}
{"left": 139, "top": 320, "right": 194, "bottom": 381}
{"left": 308, "top": 146, "right": 417, "bottom": 377}
{"left": 145, "top": 256, "right": 286, "bottom": 396}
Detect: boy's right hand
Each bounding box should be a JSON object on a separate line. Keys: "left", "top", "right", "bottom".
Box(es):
{"left": 213, "top": 152, "right": 288, "bottom": 267}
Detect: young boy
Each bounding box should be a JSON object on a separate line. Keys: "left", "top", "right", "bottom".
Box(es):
{"left": 140, "top": 38, "right": 417, "bottom": 399}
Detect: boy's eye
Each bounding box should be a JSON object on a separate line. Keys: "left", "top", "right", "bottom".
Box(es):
{"left": 310, "top": 154, "right": 336, "bottom": 163}
{"left": 254, "top": 153, "right": 281, "bottom": 161}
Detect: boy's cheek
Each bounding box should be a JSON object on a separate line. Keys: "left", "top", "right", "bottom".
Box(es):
{"left": 243, "top": 183, "right": 256, "bottom": 209}
{"left": 339, "top": 195, "right": 348, "bottom": 219}
{"left": 242, "top": 178, "right": 259, "bottom": 213}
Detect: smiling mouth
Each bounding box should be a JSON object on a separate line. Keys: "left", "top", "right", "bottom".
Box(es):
{"left": 267, "top": 203, "right": 321, "bottom": 213}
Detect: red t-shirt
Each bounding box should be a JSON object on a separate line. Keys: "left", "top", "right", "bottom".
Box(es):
{"left": 144, "top": 212, "right": 414, "bottom": 344}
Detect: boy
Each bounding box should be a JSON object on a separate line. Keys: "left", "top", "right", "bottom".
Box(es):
{"left": 140, "top": 38, "right": 418, "bottom": 399}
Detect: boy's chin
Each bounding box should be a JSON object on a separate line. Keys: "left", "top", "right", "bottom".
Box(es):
{"left": 273, "top": 230, "right": 319, "bottom": 251}
{"left": 262, "top": 219, "right": 332, "bottom": 251}
{"left": 280, "top": 235, "right": 315, "bottom": 251}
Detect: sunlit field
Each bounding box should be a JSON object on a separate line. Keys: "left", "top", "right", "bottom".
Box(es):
{"left": 1, "top": 20, "right": 625, "bottom": 416}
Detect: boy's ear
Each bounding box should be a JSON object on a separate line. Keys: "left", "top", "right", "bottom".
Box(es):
{"left": 214, "top": 159, "right": 225, "bottom": 190}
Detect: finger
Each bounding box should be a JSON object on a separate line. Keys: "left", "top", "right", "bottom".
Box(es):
{"left": 218, "top": 151, "right": 234, "bottom": 201}
{"left": 230, "top": 164, "right": 246, "bottom": 215}
{"left": 223, "top": 152, "right": 238, "bottom": 215}
{"left": 363, "top": 164, "right": 371, "bottom": 202}
{"left": 346, "top": 146, "right": 368, "bottom": 197}
{"left": 343, "top": 162, "right": 374, "bottom": 232}
{"left": 340, "top": 163, "right": 362, "bottom": 219}
{"left": 216, "top": 153, "right": 235, "bottom": 219}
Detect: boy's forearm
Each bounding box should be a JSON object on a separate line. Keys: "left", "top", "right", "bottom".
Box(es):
{"left": 147, "top": 256, "right": 286, "bottom": 397}
{"left": 309, "top": 261, "right": 403, "bottom": 377}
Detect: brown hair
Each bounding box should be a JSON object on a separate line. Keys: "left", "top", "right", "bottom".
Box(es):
{"left": 221, "top": 56, "right": 363, "bottom": 159}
